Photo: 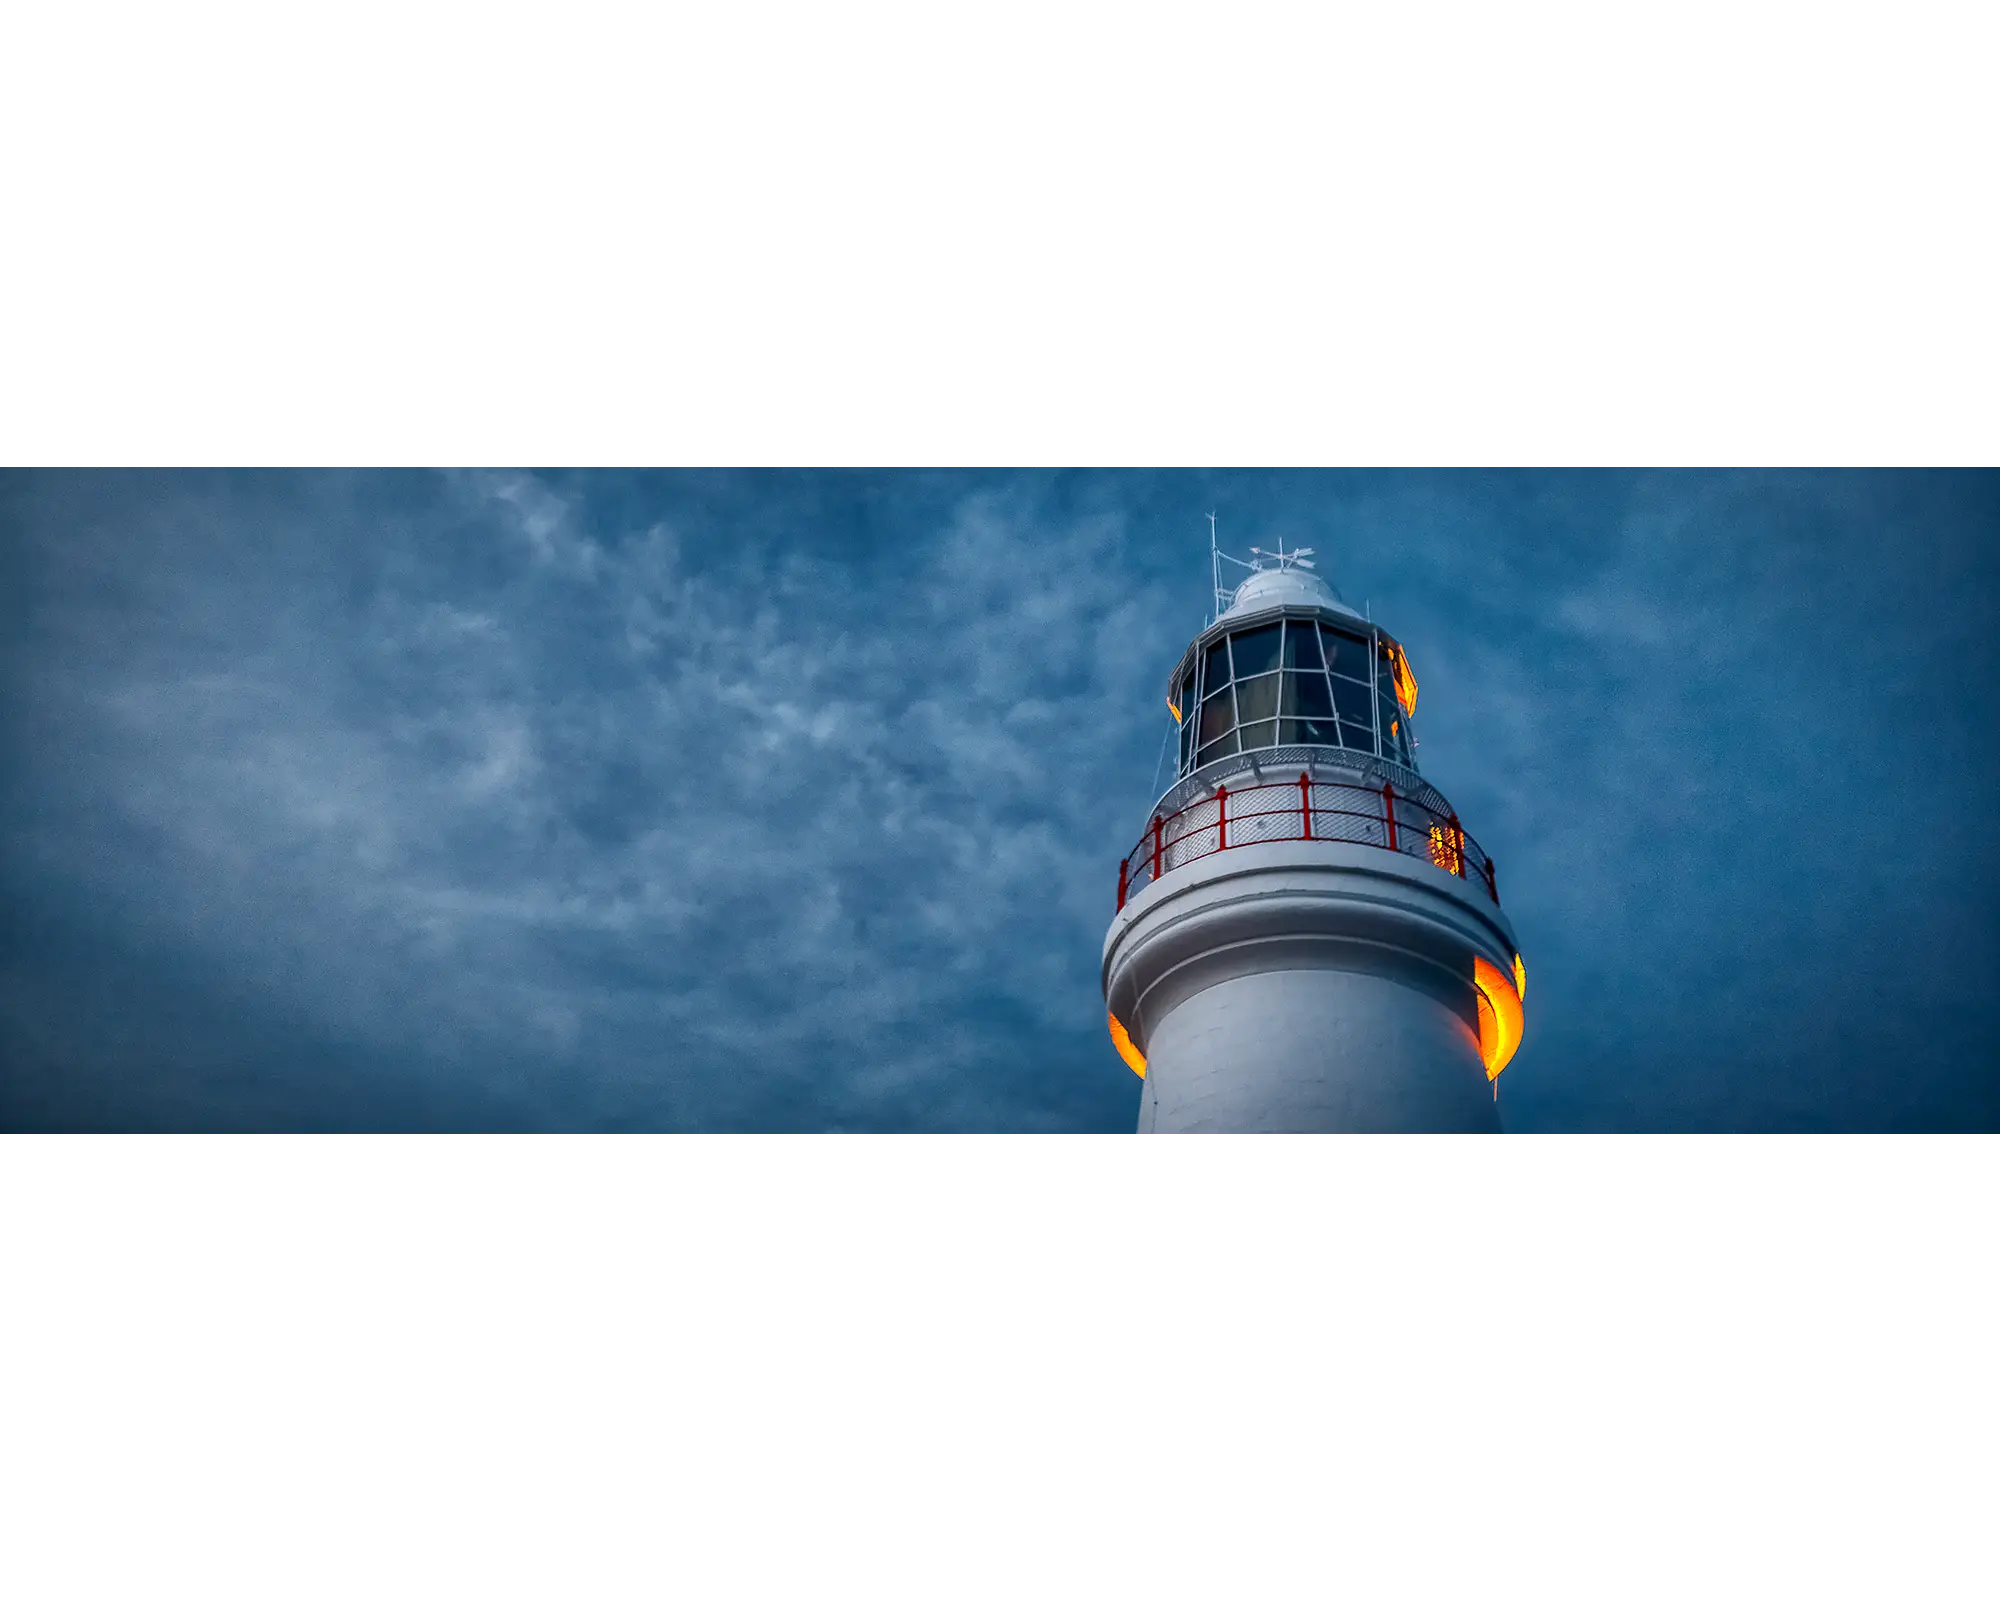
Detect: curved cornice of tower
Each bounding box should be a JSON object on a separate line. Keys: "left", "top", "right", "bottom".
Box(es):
{"left": 1102, "top": 841, "right": 1519, "bottom": 1058}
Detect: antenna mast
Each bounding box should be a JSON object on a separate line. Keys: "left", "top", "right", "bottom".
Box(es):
{"left": 1208, "top": 512, "right": 1221, "bottom": 626}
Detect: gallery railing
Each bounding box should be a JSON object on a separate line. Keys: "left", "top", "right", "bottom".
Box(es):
{"left": 1117, "top": 772, "right": 1499, "bottom": 911}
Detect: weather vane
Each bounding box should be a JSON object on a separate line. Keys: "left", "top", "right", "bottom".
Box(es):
{"left": 1208, "top": 512, "right": 1316, "bottom": 623}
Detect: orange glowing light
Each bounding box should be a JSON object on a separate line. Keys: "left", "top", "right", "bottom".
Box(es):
{"left": 1385, "top": 641, "right": 1418, "bottom": 716}
{"left": 1513, "top": 952, "right": 1526, "bottom": 1002}
{"left": 1168, "top": 695, "right": 1183, "bottom": 724}
{"left": 1108, "top": 1011, "right": 1147, "bottom": 1078}
{"left": 1428, "top": 823, "right": 1462, "bottom": 875}
{"left": 1472, "top": 955, "right": 1524, "bottom": 1079}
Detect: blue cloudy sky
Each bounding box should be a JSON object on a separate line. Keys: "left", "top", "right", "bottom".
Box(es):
{"left": 2, "top": 469, "right": 1995, "bottom": 1131}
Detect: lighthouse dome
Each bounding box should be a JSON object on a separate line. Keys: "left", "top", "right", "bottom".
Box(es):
{"left": 1222, "top": 563, "right": 1364, "bottom": 623}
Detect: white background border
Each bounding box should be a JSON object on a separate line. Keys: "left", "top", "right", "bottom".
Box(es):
{"left": 3, "top": 3, "right": 1994, "bottom": 464}
{"left": 5, "top": 1139, "right": 1995, "bottom": 1598}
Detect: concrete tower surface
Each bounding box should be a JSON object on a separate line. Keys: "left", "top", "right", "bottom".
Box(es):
{"left": 1103, "top": 547, "right": 1526, "bottom": 1132}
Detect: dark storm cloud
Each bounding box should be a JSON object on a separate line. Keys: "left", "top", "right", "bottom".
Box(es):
{"left": 3, "top": 469, "right": 1996, "bottom": 1130}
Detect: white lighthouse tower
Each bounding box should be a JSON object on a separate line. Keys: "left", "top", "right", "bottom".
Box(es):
{"left": 1103, "top": 540, "right": 1526, "bottom": 1132}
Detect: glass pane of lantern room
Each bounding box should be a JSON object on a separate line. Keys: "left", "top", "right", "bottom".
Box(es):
{"left": 1322, "top": 625, "right": 1371, "bottom": 682}
{"left": 1231, "top": 623, "right": 1283, "bottom": 677}
{"left": 1329, "top": 674, "right": 1372, "bottom": 727}
{"left": 1240, "top": 719, "right": 1277, "bottom": 750}
{"left": 1203, "top": 638, "right": 1233, "bottom": 691}
{"left": 1282, "top": 671, "right": 1333, "bottom": 721}
{"left": 1198, "top": 688, "right": 1236, "bottom": 748}
{"left": 1198, "top": 731, "right": 1239, "bottom": 764}
{"left": 1234, "top": 673, "right": 1279, "bottom": 723}
{"left": 1379, "top": 691, "right": 1401, "bottom": 750}
{"left": 1385, "top": 708, "right": 1415, "bottom": 767}
{"left": 1282, "top": 619, "right": 1322, "bottom": 669}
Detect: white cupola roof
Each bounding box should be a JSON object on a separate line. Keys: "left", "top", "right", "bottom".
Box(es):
{"left": 1221, "top": 563, "right": 1364, "bottom": 623}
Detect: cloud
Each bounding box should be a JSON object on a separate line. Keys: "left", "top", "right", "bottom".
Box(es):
{"left": 3, "top": 471, "right": 1187, "bottom": 1130}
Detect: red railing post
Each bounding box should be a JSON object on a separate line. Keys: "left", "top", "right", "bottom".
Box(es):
{"left": 1382, "top": 782, "right": 1397, "bottom": 852}
{"left": 1450, "top": 812, "right": 1466, "bottom": 878}
{"left": 1216, "top": 785, "right": 1228, "bottom": 850}
{"left": 1152, "top": 815, "right": 1164, "bottom": 882}
{"left": 1117, "top": 857, "right": 1128, "bottom": 911}
{"left": 1298, "top": 771, "right": 1312, "bottom": 839}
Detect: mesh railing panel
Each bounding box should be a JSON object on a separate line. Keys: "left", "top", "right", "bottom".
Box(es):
{"left": 1309, "top": 803, "right": 1391, "bottom": 848}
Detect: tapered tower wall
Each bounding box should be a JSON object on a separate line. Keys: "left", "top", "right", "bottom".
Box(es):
{"left": 1139, "top": 968, "right": 1497, "bottom": 1132}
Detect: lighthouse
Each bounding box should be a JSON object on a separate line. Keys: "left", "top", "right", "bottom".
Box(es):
{"left": 1102, "top": 543, "right": 1526, "bottom": 1132}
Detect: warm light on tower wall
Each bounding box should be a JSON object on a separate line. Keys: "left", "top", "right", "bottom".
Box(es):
{"left": 1108, "top": 1011, "right": 1147, "bottom": 1077}
{"left": 1472, "top": 955, "right": 1524, "bottom": 1079}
